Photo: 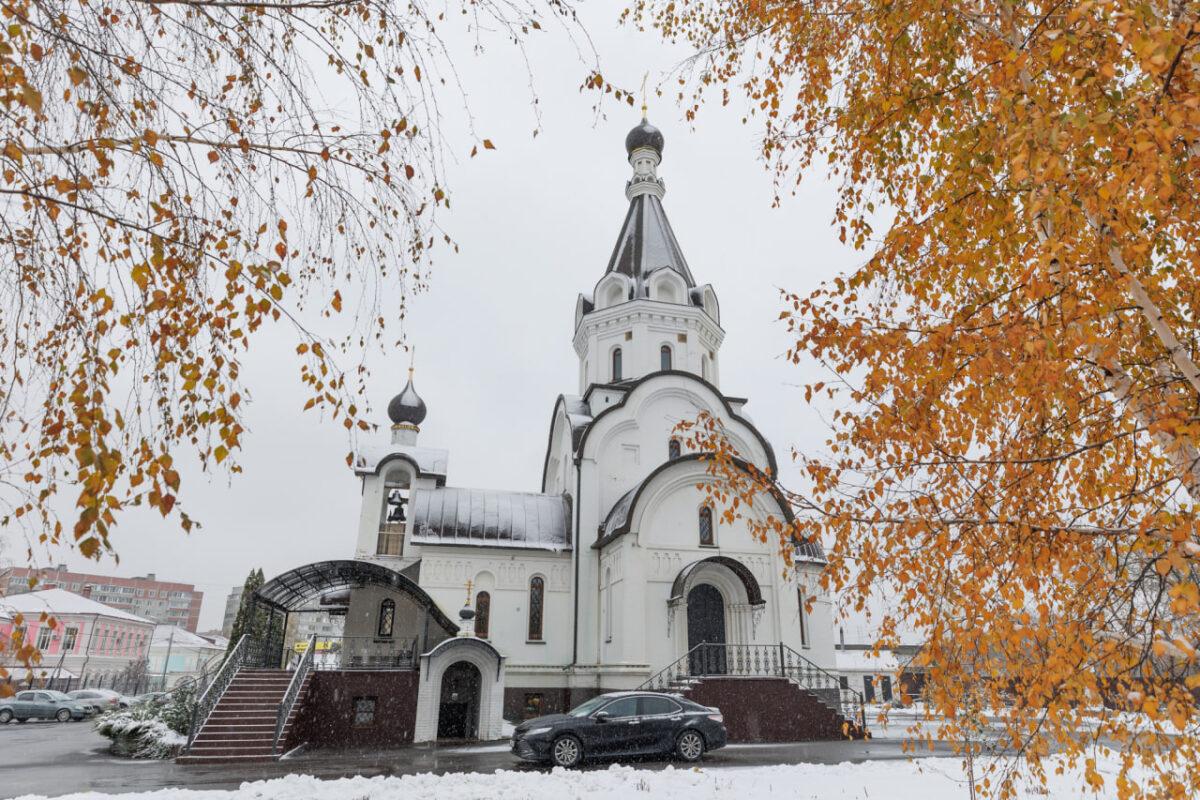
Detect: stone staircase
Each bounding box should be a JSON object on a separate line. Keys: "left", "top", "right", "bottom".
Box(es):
{"left": 177, "top": 669, "right": 309, "bottom": 763}
{"left": 638, "top": 643, "right": 867, "bottom": 742}
{"left": 678, "top": 676, "right": 867, "bottom": 742}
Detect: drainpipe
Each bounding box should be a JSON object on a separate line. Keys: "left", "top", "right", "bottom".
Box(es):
{"left": 571, "top": 457, "right": 582, "bottom": 667}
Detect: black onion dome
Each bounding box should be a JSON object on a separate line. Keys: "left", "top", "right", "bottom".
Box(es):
{"left": 458, "top": 604, "right": 476, "bottom": 621}
{"left": 387, "top": 374, "right": 427, "bottom": 425}
{"left": 625, "top": 117, "right": 664, "bottom": 157}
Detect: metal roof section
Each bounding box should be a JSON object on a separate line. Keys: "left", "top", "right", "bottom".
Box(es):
{"left": 353, "top": 443, "right": 449, "bottom": 478}
{"left": 409, "top": 487, "right": 572, "bottom": 552}
{"left": 254, "top": 559, "right": 459, "bottom": 636}
{"left": 604, "top": 192, "right": 697, "bottom": 296}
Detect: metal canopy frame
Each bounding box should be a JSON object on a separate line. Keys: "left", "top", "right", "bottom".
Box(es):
{"left": 252, "top": 559, "right": 459, "bottom": 637}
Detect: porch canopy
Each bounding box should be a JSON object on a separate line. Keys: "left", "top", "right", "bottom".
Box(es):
{"left": 669, "top": 555, "right": 766, "bottom": 606}
{"left": 253, "top": 559, "right": 459, "bottom": 636}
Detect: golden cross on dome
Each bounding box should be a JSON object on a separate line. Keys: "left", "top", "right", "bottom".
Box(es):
{"left": 464, "top": 578, "right": 473, "bottom": 605}
{"left": 640, "top": 73, "right": 649, "bottom": 116}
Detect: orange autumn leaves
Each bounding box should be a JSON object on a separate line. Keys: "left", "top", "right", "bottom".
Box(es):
{"left": 637, "top": 1, "right": 1200, "bottom": 797}
{"left": 0, "top": 0, "right": 567, "bottom": 691}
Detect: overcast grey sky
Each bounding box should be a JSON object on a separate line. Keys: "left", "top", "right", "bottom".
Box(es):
{"left": 3, "top": 6, "right": 863, "bottom": 632}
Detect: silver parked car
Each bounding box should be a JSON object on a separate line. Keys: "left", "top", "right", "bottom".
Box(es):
{"left": 0, "top": 690, "right": 89, "bottom": 723}
{"left": 66, "top": 688, "right": 127, "bottom": 714}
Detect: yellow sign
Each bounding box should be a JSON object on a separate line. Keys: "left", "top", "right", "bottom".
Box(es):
{"left": 293, "top": 640, "right": 334, "bottom": 653}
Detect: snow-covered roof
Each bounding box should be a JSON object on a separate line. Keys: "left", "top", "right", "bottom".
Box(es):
{"left": 605, "top": 191, "right": 697, "bottom": 294}
{"left": 151, "top": 625, "right": 224, "bottom": 650}
{"left": 835, "top": 648, "right": 904, "bottom": 674}
{"left": 0, "top": 588, "right": 153, "bottom": 625}
{"left": 1, "top": 665, "right": 79, "bottom": 681}
{"left": 409, "top": 487, "right": 572, "bottom": 551}
{"left": 352, "top": 442, "right": 448, "bottom": 478}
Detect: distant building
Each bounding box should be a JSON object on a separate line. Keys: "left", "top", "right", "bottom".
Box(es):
{"left": 285, "top": 606, "right": 344, "bottom": 652}
{"left": 220, "top": 587, "right": 242, "bottom": 637}
{"left": 147, "top": 625, "right": 225, "bottom": 688}
{"left": 0, "top": 565, "right": 204, "bottom": 632}
{"left": 0, "top": 588, "right": 156, "bottom": 689}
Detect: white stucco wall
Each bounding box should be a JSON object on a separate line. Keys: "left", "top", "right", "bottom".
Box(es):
{"left": 413, "top": 637, "right": 505, "bottom": 742}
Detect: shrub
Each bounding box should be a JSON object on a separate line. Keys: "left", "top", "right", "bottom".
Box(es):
{"left": 96, "top": 682, "right": 195, "bottom": 759}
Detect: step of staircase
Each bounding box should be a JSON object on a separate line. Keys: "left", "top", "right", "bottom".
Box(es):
{"left": 179, "top": 669, "right": 311, "bottom": 766}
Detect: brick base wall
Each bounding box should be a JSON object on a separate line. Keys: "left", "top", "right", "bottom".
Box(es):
{"left": 503, "top": 686, "right": 610, "bottom": 722}
{"left": 288, "top": 671, "right": 420, "bottom": 750}
{"left": 682, "top": 678, "right": 860, "bottom": 742}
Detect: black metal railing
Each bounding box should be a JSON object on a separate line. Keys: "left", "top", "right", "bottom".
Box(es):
{"left": 294, "top": 635, "right": 419, "bottom": 671}
{"left": 638, "top": 642, "right": 866, "bottom": 731}
{"left": 186, "top": 634, "right": 253, "bottom": 751}
{"left": 273, "top": 634, "right": 315, "bottom": 755}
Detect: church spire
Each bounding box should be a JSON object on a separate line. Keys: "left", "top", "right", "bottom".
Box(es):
{"left": 605, "top": 115, "right": 695, "bottom": 291}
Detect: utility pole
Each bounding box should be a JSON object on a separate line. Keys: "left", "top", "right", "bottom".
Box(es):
{"left": 159, "top": 626, "right": 175, "bottom": 688}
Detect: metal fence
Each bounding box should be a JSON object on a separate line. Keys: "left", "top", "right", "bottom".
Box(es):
{"left": 2, "top": 671, "right": 174, "bottom": 695}
{"left": 287, "top": 635, "right": 420, "bottom": 671}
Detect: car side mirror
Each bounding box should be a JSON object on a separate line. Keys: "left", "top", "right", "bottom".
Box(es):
{"left": 593, "top": 711, "right": 610, "bottom": 724}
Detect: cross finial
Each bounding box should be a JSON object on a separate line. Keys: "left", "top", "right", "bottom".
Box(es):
{"left": 408, "top": 345, "right": 416, "bottom": 379}
{"left": 464, "top": 579, "right": 473, "bottom": 605}
{"left": 640, "top": 73, "right": 649, "bottom": 117}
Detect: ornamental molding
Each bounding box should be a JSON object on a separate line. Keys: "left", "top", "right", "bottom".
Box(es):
{"left": 421, "top": 557, "right": 570, "bottom": 592}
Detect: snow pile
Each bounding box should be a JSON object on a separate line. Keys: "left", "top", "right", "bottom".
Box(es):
{"left": 14, "top": 755, "right": 1144, "bottom": 799}
{"left": 95, "top": 683, "right": 195, "bottom": 759}
{"left": 96, "top": 715, "right": 186, "bottom": 759}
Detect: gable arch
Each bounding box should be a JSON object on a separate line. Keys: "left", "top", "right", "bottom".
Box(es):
{"left": 595, "top": 274, "right": 631, "bottom": 310}
{"left": 580, "top": 374, "right": 774, "bottom": 477}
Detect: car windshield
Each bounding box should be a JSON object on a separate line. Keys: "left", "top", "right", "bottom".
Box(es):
{"left": 567, "top": 695, "right": 616, "bottom": 718}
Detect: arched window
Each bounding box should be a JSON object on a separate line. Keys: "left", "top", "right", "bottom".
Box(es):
{"left": 377, "top": 598, "right": 395, "bottom": 638}
{"left": 797, "top": 587, "right": 809, "bottom": 647}
{"left": 698, "top": 506, "right": 715, "bottom": 546}
{"left": 527, "top": 576, "right": 545, "bottom": 641}
{"left": 668, "top": 438, "right": 681, "bottom": 461}
{"left": 474, "top": 591, "right": 491, "bottom": 638}
{"left": 660, "top": 344, "right": 672, "bottom": 371}
{"left": 611, "top": 348, "right": 623, "bottom": 382}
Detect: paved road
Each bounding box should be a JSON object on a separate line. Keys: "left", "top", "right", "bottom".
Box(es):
{"left": 0, "top": 719, "right": 957, "bottom": 799}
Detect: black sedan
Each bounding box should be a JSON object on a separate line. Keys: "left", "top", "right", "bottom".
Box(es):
{"left": 511, "top": 691, "right": 726, "bottom": 768}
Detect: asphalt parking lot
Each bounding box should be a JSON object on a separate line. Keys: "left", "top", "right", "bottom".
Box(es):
{"left": 0, "top": 718, "right": 957, "bottom": 799}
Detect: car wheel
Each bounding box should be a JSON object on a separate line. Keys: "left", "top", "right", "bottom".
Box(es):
{"left": 0, "top": 709, "right": 11, "bottom": 724}
{"left": 675, "top": 730, "right": 705, "bottom": 762}
{"left": 550, "top": 734, "right": 582, "bottom": 768}
{"left": 56, "top": 708, "right": 72, "bottom": 723}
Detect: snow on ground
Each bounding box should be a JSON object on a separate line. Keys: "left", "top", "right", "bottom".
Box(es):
{"left": 12, "top": 756, "right": 1142, "bottom": 800}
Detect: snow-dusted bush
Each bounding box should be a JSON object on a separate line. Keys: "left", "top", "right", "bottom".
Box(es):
{"left": 96, "top": 683, "right": 195, "bottom": 759}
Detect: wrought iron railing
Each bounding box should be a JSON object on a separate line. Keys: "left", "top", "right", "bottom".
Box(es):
{"left": 298, "top": 635, "right": 419, "bottom": 671}
{"left": 186, "top": 634, "right": 252, "bottom": 751}
{"left": 637, "top": 642, "right": 866, "bottom": 731}
{"left": 273, "top": 633, "right": 315, "bottom": 756}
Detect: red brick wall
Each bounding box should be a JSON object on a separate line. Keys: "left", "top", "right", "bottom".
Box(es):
{"left": 288, "top": 671, "right": 420, "bottom": 750}
{"left": 683, "top": 678, "right": 859, "bottom": 742}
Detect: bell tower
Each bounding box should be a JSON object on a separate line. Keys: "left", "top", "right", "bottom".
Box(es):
{"left": 573, "top": 115, "right": 724, "bottom": 392}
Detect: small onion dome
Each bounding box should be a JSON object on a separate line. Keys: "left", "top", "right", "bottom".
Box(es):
{"left": 387, "top": 372, "right": 427, "bottom": 426}
{"left": 458, "top": 604, "right": 476, "bottom": 622}
{"left": 625, "top": 117, "right": 664, "bottom": 157}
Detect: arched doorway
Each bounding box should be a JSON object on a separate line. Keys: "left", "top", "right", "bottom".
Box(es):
{"left": 687, "top": 583, "right": 727, "bottom": 674}
{"left": 437, "top": 660, "right": 482, "bottom": 739}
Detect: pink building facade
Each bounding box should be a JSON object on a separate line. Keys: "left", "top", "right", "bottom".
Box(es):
{"left": 0, "top": 588, "right": 156, "bottom": 687}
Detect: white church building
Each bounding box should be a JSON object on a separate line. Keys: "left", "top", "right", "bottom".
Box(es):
{"left": 209, "top": 118, "right": 862, "bottom": 760}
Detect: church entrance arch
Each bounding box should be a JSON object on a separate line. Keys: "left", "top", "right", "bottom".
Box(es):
{"left": 437, "top": 660, "right": 481, "bottom": 739}
{"left": 686, "top": 584, "right": 727, "bottom": 674}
